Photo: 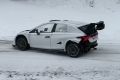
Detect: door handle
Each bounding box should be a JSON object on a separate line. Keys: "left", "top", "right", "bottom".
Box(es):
{"left": 45, "top": 36, "right": 50, "bottom": 38}
{"left": 57, "top": 42, "right": 62, "bottom": 44}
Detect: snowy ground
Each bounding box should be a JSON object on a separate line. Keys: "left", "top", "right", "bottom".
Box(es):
{"left": 0, "top": 0, "right": 120, "bottom": 80}
{"left": 0, "top": 0, "right": 120, "bottom": 43}
{"left": 0, "top": 40, "right": 120, "bottom": 80}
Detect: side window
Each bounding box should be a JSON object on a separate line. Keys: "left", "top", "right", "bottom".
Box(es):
{"left": 55, "top": 24, "right": 67, "bottom": 32}
{"left": 38, "top": 23, "right": 54, "bottom": 33}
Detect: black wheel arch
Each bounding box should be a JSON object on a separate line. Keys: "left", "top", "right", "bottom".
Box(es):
{"left": 66, "top": 40, "right": 92, "bottom": 53}
{"left": 65, "top": 40, "right": 78, "bottom": 51}
{"left": 15, "top": 35, "right": 29, "bottom": 46}
{"left": 65, "top": 40, "right": 81, "bottom": 58}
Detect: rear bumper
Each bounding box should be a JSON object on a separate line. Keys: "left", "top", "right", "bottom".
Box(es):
{"left": 79, "top": 41, "right": 98, "bottom": 48}
{"left": 89, "top": 41, "right": 98, "bottom": 48}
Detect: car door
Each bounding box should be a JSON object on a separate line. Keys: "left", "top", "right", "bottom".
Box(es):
{"left": 51, "top": 23, "right": 68, "bottom": 49}
{"left": 29, "top": 23, "right": 54, "bottom": 49}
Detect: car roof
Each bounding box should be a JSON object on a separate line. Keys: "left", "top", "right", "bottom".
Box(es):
{"left": 49, "top": 20, "right": 88, "bottom": 27}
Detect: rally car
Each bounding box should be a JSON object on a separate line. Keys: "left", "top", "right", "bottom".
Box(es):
{"left": 13, "top": 20, "right": 105, "bottom": 57}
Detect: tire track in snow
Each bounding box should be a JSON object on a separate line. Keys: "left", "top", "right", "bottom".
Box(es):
{"left": 1, "top": 40, "right": 120, "bottom": 62}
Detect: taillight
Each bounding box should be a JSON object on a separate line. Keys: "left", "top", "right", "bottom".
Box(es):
{"left": 77, "top": 35, "right": 90, "bottom": 42}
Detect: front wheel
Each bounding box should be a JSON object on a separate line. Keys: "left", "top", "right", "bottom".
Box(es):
{"left": 66, "top": 43, "right": 82, "bottom": 58}
{"left": 16, "top": 37, "right": 29, "bottom": 50}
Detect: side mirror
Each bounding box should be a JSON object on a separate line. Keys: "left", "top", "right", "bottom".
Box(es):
{"left": 35, "top": 29, "right": 40, "bottom": 35}
{"left": 96, "top": 21, "right": 105, "bottom": 30}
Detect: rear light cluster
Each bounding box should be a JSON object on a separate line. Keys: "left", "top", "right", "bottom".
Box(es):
{"left": 77, "top": 32, "right": 98, "bottom": 42}
{"left": 81, "top": 36, "right": 90, "bottom": 42}
{"left": 77, "top": 35, "right": 91, "bottom": 42}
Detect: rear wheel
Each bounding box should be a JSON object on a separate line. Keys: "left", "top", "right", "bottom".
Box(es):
{"left": 82, "top": 46, "right": 91, "bottom": 53}
{"left": 66, "top": 43, "right": 82, "bottom": 58}
{"left": 16, "top": 37, "right": 29, "bottom": 50}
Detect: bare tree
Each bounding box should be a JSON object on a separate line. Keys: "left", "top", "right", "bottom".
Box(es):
{"left": 85, "top": 0, "right": 95, "bottom": 7}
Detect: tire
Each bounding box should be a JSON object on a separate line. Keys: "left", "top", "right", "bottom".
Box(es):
{"left": 82, "top": 46, "right": 91, "bottom": 53}
{"left": 66, "top": 43, "right": 82, "bottom": 58}
{"left": 80, "top": 44, "right": 91, "bottom": 53}
{"left": 16, "top": 37, "right": 29, "bottom": 50}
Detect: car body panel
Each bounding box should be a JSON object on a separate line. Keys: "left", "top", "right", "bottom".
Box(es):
{"left": 13, "top": 20, "right": 102, "bottom": 50}
{"left": 29, "top": 32, "right": 51, "bottom": 49}
{"left": 51, "top": 32, "right": 83, "bottom": 49}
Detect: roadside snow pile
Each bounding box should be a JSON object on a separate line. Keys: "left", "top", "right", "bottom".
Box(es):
{"left": 0, "top": 0, "right": 120, "bottom": 43}
{"left": 0, "top": 66, "right": 120, "bottom": 80}
{"left": 10, "top": 0, "right": 120, "bottom": 9}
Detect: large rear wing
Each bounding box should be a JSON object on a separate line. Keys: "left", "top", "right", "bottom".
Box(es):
{"left": 91, "top": 21, "right": 105, "bottom": 30}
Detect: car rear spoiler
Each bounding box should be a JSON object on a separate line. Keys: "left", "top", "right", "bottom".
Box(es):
{"left": 90, "top": 21, "right": 105, "bottom": 30}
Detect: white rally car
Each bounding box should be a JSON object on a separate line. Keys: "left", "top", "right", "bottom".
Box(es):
{"left": 13, "top": 20, "right": 105, "bottom": 57}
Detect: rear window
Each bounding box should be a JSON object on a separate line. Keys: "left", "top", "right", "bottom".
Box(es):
{"left": 78, "top": 23, "right": 97, "bottom": 35}
{"left": 55, "top": 24, "right": 67, "bottom": 32}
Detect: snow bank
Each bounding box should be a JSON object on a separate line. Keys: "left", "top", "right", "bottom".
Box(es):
{"left": 10, "top": 0, "right": 120, "bottom": 8}
{"left": 0, "top": 0, "right": 120, "bottom": 43}
{"left": 0, "top": 66, "right": 120, "bottom": 80}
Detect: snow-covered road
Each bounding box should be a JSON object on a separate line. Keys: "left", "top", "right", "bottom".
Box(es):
{"left": 1, "top": 41, "right": 120, "bottom": 63}
{"left": 0, "top": 41, "right": 120, "bottom": 80}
